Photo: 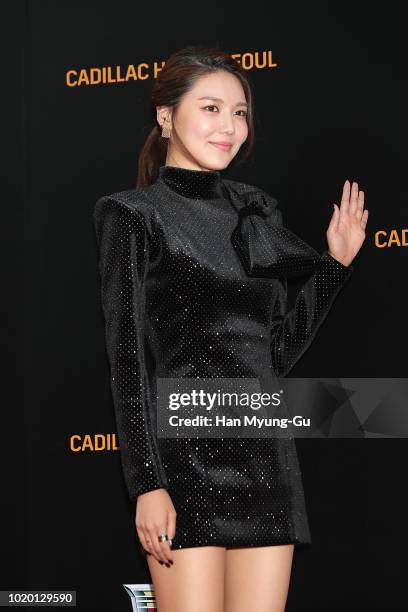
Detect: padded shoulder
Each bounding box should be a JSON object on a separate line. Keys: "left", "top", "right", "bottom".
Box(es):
{"left": 93, "top": 185, "right": 159, "bottom": 241}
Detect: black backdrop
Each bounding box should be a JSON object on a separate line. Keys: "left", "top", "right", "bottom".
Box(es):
{"left": 9, "top": 0, "right": 407, "bottom": 610}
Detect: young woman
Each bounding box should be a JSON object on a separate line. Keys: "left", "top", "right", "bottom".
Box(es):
{"left": 94, "top": 46, "right": 368, "bottom": 612}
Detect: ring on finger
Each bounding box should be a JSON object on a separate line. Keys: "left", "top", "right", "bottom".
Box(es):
{"left": 158, "top": 533, "right": 169, "bottom": 543}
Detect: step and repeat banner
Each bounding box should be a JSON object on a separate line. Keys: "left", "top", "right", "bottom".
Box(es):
{"left": 10, "top": 0, "right": 407, "bottom": 610}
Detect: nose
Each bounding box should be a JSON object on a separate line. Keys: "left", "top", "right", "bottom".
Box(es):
{"left": 219, "top": 109, "right": 235, "bottom": 134}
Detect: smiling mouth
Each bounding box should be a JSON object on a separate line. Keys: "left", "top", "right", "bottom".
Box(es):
{"left": 209, "top": 142, "right": 232, "bottom": 151}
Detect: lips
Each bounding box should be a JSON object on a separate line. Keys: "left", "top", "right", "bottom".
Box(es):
{"left": 209, "top": 142, "right": 232, "bottom": 151}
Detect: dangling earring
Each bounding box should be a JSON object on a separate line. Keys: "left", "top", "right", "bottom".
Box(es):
{"left": 161, "top": 118, "right": 171, "bottom": 139}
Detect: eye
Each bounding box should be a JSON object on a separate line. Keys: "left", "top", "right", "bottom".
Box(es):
{"left": 203, "top": 105, "right": 247, "bottom": 117}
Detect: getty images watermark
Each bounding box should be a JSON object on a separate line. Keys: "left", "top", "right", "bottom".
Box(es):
{"left": 156, "top": 377, "right": 408, "bottom": 439}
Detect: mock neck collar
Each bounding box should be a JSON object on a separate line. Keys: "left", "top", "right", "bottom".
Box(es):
{"left": 158, "top": 165, "right": 224, "bottom": 200}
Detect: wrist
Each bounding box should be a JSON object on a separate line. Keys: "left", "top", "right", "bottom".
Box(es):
{"left": 327, "top": 250, "right": 351, "bottom": 268}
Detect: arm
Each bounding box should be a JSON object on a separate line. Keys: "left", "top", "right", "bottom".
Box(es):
{"left": 93, "top": 196, "right": 168, "bottom": 503}
{"left": 270, "top": 209, "right": 354, "bottom": 378}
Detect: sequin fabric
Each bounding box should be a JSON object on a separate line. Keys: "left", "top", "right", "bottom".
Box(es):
{"left": 93, "top": 165, "right": 353, "bottom": 551}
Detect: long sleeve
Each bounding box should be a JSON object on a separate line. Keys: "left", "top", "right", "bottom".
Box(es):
{"left": 93, "top": 196, "right": 169, "bottom": 503}
{"left": 269, "top": 208, "right": 353, "bottom": 378}
{"left": 229, "top": 185, "right": 354, "bottom": 379}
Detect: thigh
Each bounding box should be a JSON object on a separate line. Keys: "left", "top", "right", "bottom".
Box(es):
{"left": 224, "top": 544, "right": 295, "bottom": 612}
{"left": 147, "top": 546, "right": 226, "bottom": 612}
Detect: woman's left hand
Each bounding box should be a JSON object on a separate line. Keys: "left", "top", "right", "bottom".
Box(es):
{"left": 326, "top": 180, "right": 368, "bottom": 267}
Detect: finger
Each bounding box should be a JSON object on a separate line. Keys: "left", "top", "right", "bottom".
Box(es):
{"left": 138, "top": 527, "right": 153, "bottom": 556}
{"left": 153, "top": 526, "right": 172, "bottom": 564}
{"left": 157, "top": 536, "right": 174, "bottom": 565}
{"left": 339, "top": 179, "right": 351, "bottom": 220}
{"left": 164, "top": 513, "right": 177, "bottom": 563}
{"left": 156, "top": 524, "right": 174, "bottom": 565}
{"left": 167, "top": 512, "right": 176, "bottom": 544}
{"left": 349, "top": 181, "right": 359, "bottom": 215}
{"left": 146, "top": 525, "right": 166, "bottom": 563}
{"left": 328, "top": 203, "right": 339, "bottom": 232}
{"left": 361, "top": 209, "right": 369, "bottom": 230}
{"left": 356, "top": 190, "right": 365, "bottom": 219}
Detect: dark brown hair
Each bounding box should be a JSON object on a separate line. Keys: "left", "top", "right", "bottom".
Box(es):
{"left": 137, "top": 45, "right": 255, "bottom": 187}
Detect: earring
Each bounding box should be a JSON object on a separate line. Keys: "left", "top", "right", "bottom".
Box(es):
{"left": 161, "top": 118, "right": 171, "bottom": 139}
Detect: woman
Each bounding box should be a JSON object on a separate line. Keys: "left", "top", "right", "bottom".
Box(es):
{"left": 94, "top": 46, "right": 368, "bottom": 611}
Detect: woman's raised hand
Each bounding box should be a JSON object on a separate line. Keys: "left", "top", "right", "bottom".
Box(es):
{"left": 326, "top": 180, "right": 368, "bottom": 267}
{"left": 135, "top": 488, "right": 176, "bottom": 566}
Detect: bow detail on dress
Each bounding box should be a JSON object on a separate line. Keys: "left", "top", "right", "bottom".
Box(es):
{"left": 230, "top": 191, "right": 322, "bottom": 279}
{"left": 236, "top": 192, "right": 276, "bottom": 219}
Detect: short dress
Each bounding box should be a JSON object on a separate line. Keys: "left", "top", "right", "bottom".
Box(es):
{"left": 93, "top": 165, "right": 353, "bottom": 551}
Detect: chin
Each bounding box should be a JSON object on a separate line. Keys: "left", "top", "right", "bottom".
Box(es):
{"left": 200, "top": 158, "right": 231, "bottom": 171}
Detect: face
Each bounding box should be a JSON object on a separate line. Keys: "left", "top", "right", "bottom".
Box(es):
{"left": 157, "top": 70, "right": 249, "bottom": 171}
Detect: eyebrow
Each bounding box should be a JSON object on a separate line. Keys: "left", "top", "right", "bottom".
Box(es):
{"left": 197, "top": 96, "right": 248, "bottom": 107}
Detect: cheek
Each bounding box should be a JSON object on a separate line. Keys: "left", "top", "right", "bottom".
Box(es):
{"left": 194, "top": 117, "right": 214, "bottom": 136}
{"left": 180, "top": 116, "right": 213, "bottom": 144}
{"left": 238, "top": 121, "right": 249, "bottom": 143}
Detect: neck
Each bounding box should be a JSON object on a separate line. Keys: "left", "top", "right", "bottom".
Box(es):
{"left": 158, "top": 165, "right": 224, "bottom": 199}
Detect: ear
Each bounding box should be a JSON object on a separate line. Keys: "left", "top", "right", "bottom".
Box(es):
{"left": 156, "top": 105, "right": 173, "bottom": 130}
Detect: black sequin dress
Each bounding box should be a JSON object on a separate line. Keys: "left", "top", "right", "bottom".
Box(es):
{"left": 93, "top": 165, "right": 353, "bottom": 551}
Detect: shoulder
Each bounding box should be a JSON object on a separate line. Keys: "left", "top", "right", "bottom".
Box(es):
{"left": 93, "top": 186, "right": 154, "bottom": 219}
{"left": 93, "top": 186, "right": 158, "bottom": 237}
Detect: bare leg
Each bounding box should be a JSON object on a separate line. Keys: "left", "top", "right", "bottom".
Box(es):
{"left": 147, "top": 546, "right": 226, "bottom": 612}
{"left": 224, "top": 544, "right": 295, "bottom": 612}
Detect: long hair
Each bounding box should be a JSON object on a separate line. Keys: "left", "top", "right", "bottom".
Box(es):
{"left": 137, "top": 45, "right": 256, "bottom": 187}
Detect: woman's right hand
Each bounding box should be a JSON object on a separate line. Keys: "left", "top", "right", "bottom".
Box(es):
{"left": 135, "top": 488, "right": 176, "bottom": 565}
